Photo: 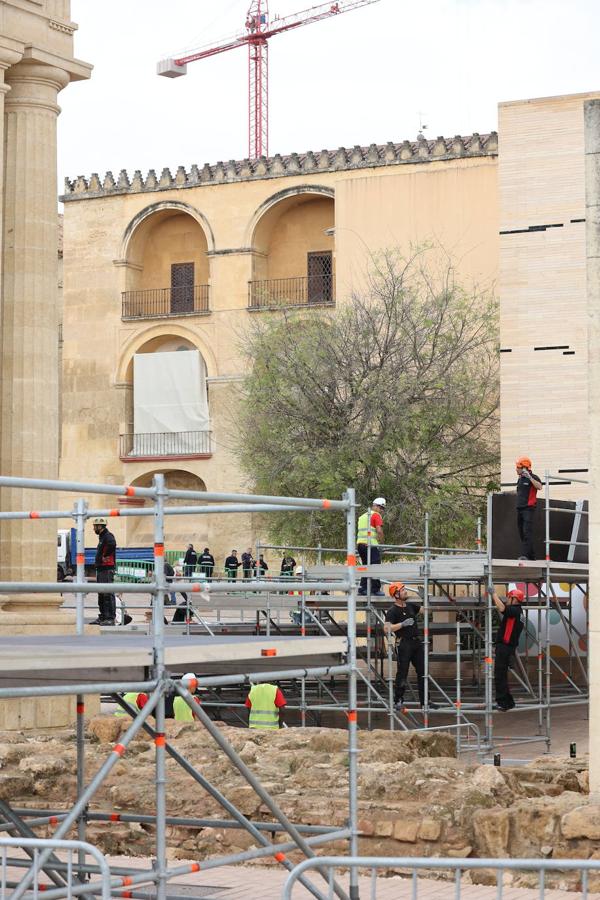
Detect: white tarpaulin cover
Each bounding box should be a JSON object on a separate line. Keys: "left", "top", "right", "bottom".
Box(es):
{"left": 132, "top": 350, "right": 209, "bottom": 455}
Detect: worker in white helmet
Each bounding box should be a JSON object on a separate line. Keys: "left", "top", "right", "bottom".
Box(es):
{"left": 91, "top": 516, "right": 117, "bottom": 625}
{"left": 173, "top": 673, "right": 201, "bottom": 722}
{"left": 356, "top": 497, "right": 386, "bottom": 596}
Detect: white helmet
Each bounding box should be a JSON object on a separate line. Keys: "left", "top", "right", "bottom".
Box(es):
{"left": 181, "top": 672, "right": 197, "bottom": 689}
{"left": 294, "top": 565, "right": 304, "bottom": 576}
{"left": 372, "top": 497, "right": 386, "bottom": 507}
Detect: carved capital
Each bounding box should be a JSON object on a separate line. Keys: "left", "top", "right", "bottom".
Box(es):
{"left": 5, "top": 60, "right": 70, "bottom": 114}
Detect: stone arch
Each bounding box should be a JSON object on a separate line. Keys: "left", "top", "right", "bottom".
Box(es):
{"left": 125, "top": 469, "right": 209, "bottom": 547}
{"left": 116, "top": 323, "right": 219, "bottom": 385}
{"left": 245, "top": 184, "right": 335, "bottom": 249}
{"left": 246, "top": 185, "right": 335, "bottom": 289}
{"left": 119, "top": 200, "right": 216, "bottom": 261}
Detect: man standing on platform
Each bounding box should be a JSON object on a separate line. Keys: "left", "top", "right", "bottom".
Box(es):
{"left": 91, "top": 517, "right": 117, "bottom": 626}
{"left": 515, "top": 456, "right": 543, "bottom": 560}
{"left": 356, "top": 498, "right": 386, "bottom": 596}
{"left": 492, "top": 586, "right": 525, "bottom": 711}
{"left": 384, "top": 582, "right": 430, "bottom": 710}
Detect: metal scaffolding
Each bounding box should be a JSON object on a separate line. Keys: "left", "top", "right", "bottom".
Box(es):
{"left": 0, "top": 470, "right": 590, "bottom": 897}
{"left": 0, "top": 473, "right": 360, "bottom": 900}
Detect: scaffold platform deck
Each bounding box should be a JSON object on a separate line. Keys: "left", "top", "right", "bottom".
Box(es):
{"left": 0, "top": 633, "right": 346, "bottom": 687}
{"left": 308, "top": 557, "right": 589, "bottom": 583}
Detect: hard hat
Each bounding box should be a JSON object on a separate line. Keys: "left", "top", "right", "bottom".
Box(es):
{"left": 181, "top": 672, "right": 197, "bottom": 686}
{"left": 515, "top": 456, "right": 532, "bottom": 469}
{"left": 294, "top": 565, "right": 304, "bottom": 575}
{"left": 372, "top": 497, "right": 386, "bottom": 507}
{"left": 388, "top": 582, "right": 405, "bottom": 598}
{"left": 92, "top": 517, "right": 108, "bottom": 526}
{"left": 506, "top": 588, "right": 525, "bottom": 603}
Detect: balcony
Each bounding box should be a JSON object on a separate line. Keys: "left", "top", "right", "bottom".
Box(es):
{"left": 122, "top": 285, "right": 210, "bottom": 320}
{"left": 120, "top": 430, "right": 213, "bottom": 461}
{"left": 248, "top": 274, "right": 335, "bottom": 310}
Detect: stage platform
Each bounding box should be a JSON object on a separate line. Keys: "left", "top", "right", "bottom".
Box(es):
{"left": 0, "top": 633, "right": 346, "bottom": 688}
{"left": 307, "top": 557, "right": 589, "bottom": 584}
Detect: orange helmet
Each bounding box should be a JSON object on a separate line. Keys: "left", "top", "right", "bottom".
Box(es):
{"left": 516, "top": 456, "right": 532, "bottom": 469}
{"left": 507, "top": 588, "right": 525, "bottom": 603}
{"left": 388, "top": 582, "right": 405, "bottom": 598}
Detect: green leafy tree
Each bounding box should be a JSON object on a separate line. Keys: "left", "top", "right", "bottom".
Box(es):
{"left": 235, "top": 248, "right": 499, "bottom": 551}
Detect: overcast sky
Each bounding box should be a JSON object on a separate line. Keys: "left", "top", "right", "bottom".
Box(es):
{"left": 59, "top": 0, "right": 599, "bottom": 187}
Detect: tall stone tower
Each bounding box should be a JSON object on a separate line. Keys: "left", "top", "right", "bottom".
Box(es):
{"left": 0, "top": 2, "right": 91, "bottom": 722}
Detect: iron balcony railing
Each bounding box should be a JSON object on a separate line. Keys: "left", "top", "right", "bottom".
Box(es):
{"left": 121, "top": 285, "right": 210, "bottom": 320}
{"left": 119, "top": 431, "right": 212, "bottom": 459}
{"left": 248, "top": 274, "right": 335, "bottom": 310}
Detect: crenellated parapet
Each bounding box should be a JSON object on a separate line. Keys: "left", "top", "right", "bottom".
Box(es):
{"left": 62, "top": 132, "right": 498, "bottom": 202}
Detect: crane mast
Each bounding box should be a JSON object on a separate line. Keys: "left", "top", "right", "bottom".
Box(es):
{"left": 158, "top": 0, "right": 381, "bottom": 159}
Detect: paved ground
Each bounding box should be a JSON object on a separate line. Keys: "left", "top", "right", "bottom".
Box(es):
{"left": 4, "top": 853, "right": 595, "bottom": 900}
{"left": 143, "top": 861, "right": 599, "bottom": 899}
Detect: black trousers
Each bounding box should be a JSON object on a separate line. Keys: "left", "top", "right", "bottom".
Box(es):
{"left": 226, "top": 569, "right": 238, "bottom": 581}
{"left": 172, "top": 594, "right": 190, "bottom": 623}
{"left": 395, "top": 638, "right": 425, "bottom": 705}
{"left": 96, "top": 568, "right": 116, "bottom": 621}
{"left": 517, "top": 506, "right": 535, "bottom": 559}
{"left": 357, "top": 544, "right": 381, "bottom": 593}
{"left": 495, "top": 642, "right": 516, "bottom": 707}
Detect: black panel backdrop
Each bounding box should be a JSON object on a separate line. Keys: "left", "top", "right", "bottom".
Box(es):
{"left": 490, "top": 493, "right": 588, "bottom": 564}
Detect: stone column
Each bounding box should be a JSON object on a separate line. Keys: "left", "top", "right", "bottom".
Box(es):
{"left": 0, "top": 60, "right": 72, "bottom": 626}
{"left": 585, "top": 98, "right": 600, "bottom": 796}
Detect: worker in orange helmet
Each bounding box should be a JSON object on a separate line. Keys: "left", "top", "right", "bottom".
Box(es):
{"left": 384, "top": 582, "right": 436, "bottom": 711}
{"left": 515, "top": 456, "right": 543, "bottom": 560}
{"left": 492, "top": 585, "right": 525, "bottom": 711}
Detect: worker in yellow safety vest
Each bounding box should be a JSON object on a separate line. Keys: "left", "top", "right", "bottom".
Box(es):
{"left": 245, "top": 682, "right": 286, "bottom": 729}
{"left": 114, "top": 692, "right": 148, "bottom": 715}
{"left": 173, "top": 672, "right": 201, "bottom": 721}
{"left": 356, "top": 497, "right": 386, "bottom": 597}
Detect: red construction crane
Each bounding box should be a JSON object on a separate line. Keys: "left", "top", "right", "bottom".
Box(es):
{"left": 158, "top": 1, "right": 381, "bottom": 160}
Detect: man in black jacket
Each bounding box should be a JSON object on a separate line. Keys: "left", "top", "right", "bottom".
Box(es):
{"left": 198, "top": 547, "right": 215, "bottom": 579}
{"left": 385, "top": 582, "right": 427, "bottom": 709}
{"left": 241, "top": 548, "right": 254, "bottom": 580}
{"left": 515, "top": 456, "right": 543, "bottom": 560}
{"left": 183, "top": 544, "right": 197, "bottom": 578}
{"left": 493, "top": 585, "right": 525, "bottom": 711}
{"left": 91, "top": 517, "right": 117, "bottom": 625}
{"left": 224, "top": 550, "right": 241, "bottom": 581}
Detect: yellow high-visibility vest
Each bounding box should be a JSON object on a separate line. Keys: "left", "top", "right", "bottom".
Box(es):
{"left": 248, "top": 683, "right": 279, "bottom": 730}
{"left": 357, "top": 511, "right": 378, "bottom": 547}
{"left": 173, "top": 696, "right": 196, "bottom": 722}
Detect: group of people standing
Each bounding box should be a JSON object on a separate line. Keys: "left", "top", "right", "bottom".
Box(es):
{"left": 184, "top": 545, "right": 299, "bottom": 581}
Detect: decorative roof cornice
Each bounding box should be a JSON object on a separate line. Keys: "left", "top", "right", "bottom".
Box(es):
{"left": 61, "top": 132, "right": 498, "bottom": 202}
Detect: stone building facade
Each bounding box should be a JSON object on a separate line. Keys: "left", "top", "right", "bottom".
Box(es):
{"left": 60, "top": 134, "right": 499, "bottom": 559}
{"left": 60, "top": 89, "right": 600, "bottom": 560}
{"left": 0, "top": 1, "right": 90, "bottom": 590}
{"left": 499, "top": 91, "right": 600, "bottom": 499}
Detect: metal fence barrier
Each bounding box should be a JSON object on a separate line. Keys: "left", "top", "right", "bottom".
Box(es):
{"left": 0, "top": 837, "right": 111, "bottom": 900}
{"left": 282, "top": 855, "right": 600, "bottom": 899}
